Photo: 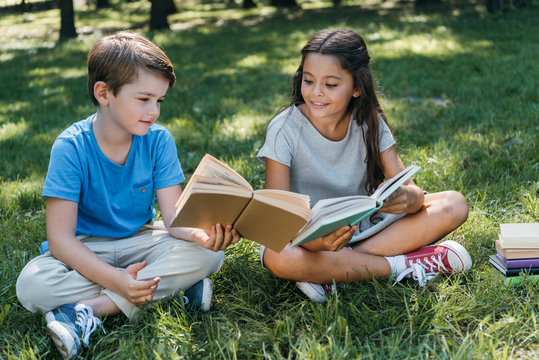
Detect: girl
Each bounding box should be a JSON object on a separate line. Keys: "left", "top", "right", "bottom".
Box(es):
{"left": 257, "top": 29, "right": 472, "bottom": 302}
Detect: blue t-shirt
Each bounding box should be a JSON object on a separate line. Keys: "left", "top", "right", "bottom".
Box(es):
{"left": 42, "top": 114, "right": 184, "bottom": 238}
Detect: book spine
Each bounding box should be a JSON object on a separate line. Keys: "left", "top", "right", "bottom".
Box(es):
{"left": 503, "top": 257, "right": 539, "bottom": 268}
{"left": 504, "top": 267, "right": 539, "bottom": 276}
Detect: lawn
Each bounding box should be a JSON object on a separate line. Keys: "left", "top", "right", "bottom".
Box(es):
{"left": 1, "top": 0, "right": 538, "bottom": 358}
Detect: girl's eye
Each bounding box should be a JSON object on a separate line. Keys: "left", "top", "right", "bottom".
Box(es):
{"left": 302, "top": 79, "right": 313, "bottom": 84}
{"left": 326, "top": 84, "right": 338, "bottom": 88}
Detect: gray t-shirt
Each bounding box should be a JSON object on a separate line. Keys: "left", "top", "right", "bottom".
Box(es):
{"left": 257, "top": 105, "right": 396, "bottom": 207}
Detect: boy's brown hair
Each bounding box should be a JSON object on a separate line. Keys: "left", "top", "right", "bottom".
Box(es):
{"left": 87, "top": 32, "right": 176, "bottom": 106}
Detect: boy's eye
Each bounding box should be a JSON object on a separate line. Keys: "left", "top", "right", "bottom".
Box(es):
{"left": 138, "top": 98, "right": 149, "bottom": 102}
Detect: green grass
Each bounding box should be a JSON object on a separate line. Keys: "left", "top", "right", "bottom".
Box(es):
{"left": 1, "top": 0, "right": 538, "bottom": 358}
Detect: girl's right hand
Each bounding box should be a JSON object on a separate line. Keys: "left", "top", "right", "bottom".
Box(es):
{"left": 116, "top": 262, "right": 161, "bottom": 305}
{"left": 300, "top": 225, "right": 357, "bottom": 252}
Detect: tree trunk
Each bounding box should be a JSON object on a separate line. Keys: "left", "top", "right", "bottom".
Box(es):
{"left": 243, "top": 0, "right": 256, "bottom": 9}
{"left": 166, "top": 0, "right": 177, "bottom": 15}
{"left": 150, "top": 0, "right": 170, "bottom": 30}
{"left": 270, "top": 0, "right": 298, "bottom": 8}
{"left": 59, "top": 0, "right": 77, "bottom": 40}
{"left": 96, "top": 0, "right": 111, "bottom": 9}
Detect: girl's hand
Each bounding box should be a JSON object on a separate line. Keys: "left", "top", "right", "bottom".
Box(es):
{"left": 301, "top": 225, "right": 357, "bottom": 252}
{"left": 191, "top": 224, "right": 240, "bottom": 252}
{"left": 379, "top": 184, "right": 424, "bottom": 214}
{"left": 116, "top": 261, "right": 161, "bottom": 305}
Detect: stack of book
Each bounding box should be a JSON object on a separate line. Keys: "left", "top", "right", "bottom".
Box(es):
{"left": 489, "top": 223, "right": 539, "bottom": 285}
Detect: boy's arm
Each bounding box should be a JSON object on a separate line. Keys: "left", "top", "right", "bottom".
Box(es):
{"left": 378, "top": 146, "right": 424, "bottom": 214}
{"left": 46, "top": 197, "right": 160, "bottom": 305}
{"left": 157, "top": 184, "right": 240, "bottom": 251}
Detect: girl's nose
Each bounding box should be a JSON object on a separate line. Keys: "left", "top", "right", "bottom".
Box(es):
{"left": 314, "top": 84, "right": 323, "bottom": 97}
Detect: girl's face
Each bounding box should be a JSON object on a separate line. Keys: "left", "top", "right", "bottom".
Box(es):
{"left": 300, "top": 53, "right": 360, "bottom": 126}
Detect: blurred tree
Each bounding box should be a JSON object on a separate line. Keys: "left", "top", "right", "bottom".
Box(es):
{"left": 96, "top": 0, "right": 111, "bottom": 9}
{"left": 59, "top": 0, "right": 77, "bottom": 39}
{"left": 243, "top": 0, "right": 257, "bottom": 9}
{"left": 270, "top": 0, "right": 298, "bottom": 7}
{"left": 150, "top": 0, "right": 171, "bottom": 30}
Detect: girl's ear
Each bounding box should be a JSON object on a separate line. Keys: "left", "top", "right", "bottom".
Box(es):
{"left": 93, "top": 81, "right": 110, "bottom": 106}
{"left": 353, "top": 88, "right": 361, "bottom": 98}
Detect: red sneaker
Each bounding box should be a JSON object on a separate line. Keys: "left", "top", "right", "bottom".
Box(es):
{"left": 394, "top": 240, "right": 472, "bottom": 286}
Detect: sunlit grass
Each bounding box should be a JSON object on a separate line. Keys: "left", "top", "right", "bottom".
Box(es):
{"left": 1, "top": 0, "right": 538, "bottom": 359}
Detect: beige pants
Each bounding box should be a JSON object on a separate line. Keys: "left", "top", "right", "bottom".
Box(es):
{"left": 16, "top": 224, "right": 224, "bottom": 320}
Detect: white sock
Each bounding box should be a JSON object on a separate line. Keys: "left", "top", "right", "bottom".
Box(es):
{"left": 384, "top": 255, "right": 407, "bottom": 277}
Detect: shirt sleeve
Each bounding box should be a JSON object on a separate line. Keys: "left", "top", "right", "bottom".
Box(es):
{"left": 42, "top": 138, "right": 83, "bottom": 202}
{"left": 153, "top": 129, "right": 185, "bottom": 190}
{"left": 379, "top": 118, "right": 396, "bottom": 152}
{"left": 256, "top": 116, "right": 296, "bottom": 167}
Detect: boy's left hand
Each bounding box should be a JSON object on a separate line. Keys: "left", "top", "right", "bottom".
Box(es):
{"left": 192, "top": 224, "right": 240, "bottom": 251}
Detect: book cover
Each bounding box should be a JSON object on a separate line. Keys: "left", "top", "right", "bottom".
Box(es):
{"left": 495, "top": 252, "right": 539, "bottom": 269}
{"left": 495, "top": 240, "right": 539, "bottom": 260}
{"left": 290, "top": 165, "right": 420, "bottom": 247}
{"left": 504, "top": 274, "right": 539, "bottom": 286}
{"left": 489, "top": 255, "right": 539, "bottom": 277}
{"left": 499, "top": 223, "right": 539, "bottom": 248}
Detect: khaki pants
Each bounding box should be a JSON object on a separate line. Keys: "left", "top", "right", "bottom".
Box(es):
{"left": 16, "top": 223, "right": 224, "bottom": 320}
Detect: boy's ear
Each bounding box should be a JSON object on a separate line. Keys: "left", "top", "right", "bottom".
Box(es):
{"left": 93, "top": 81, "right": 110, "bottom": 106}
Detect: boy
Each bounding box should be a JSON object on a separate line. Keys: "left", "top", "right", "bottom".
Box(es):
{"left": 16, "top": 32, "right": 239, "bottom": 360}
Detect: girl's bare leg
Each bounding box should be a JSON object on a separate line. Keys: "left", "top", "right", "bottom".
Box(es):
{"left": 263, "top": 191, "right": 468, "bottom": 284}
{"left": 263, "top": 245, "right": 391, "bottom": 284}
{"left": 353, "top": 191, "right": 468, "bottom": 256}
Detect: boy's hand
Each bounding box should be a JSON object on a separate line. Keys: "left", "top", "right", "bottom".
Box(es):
{"left": 192, "top": 224, "right": 240, "bottom": 252}
{"left": 300, "top": 225, "right": 357, "bottom": 252}
{"left": 116, "top": 261, "right": 161, "bottom": 305}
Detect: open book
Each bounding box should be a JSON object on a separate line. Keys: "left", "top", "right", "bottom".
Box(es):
{"left": 290, "top": 165, "right": 421, "bottom": 247}
{"left": 170, "top": 154, "right": 310, "bottom": 252}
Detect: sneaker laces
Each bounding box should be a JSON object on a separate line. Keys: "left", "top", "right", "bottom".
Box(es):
{"left": 321, "top": 284, "right": 334, "bottom": 296}
{"left": 75, "top": 305, "right": 105, "bottom": 346}
{"left": 393, "top": 255, "right": 445, "bottom": 287}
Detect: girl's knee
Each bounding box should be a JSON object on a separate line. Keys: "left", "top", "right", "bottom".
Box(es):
{"left": 263, "top": 247, "right": 305, "bottom": 280}
{"left": 441, "top": 191, "right": 468, "bottom": 227}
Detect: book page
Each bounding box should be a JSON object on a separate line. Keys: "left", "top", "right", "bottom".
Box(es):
{"left": 193, "top": 154, "right": 252, "bottom": 190}
{"left": 291, "top": 195, "right": 377, "bottom": 246}
{"left": 253, "top": 189, "right": 310, "bottom": 220}
{"left": 499, "top": 223, "right": 539, "bottom": 248}
{"left": 370, "top": 165, "right": 421, "bottom": 202}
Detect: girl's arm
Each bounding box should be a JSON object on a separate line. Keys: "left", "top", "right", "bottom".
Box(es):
{"left": 156, "top": 184, "right": 240, "bottom": 251}
{"left": 46, "top": 197, "right": 160, "bottom": 305}
{"left": 378, "top": 146, "right": 425, "bottom": 214}
{"left": 265, "top": 158, "right": 355, "bottom": 252}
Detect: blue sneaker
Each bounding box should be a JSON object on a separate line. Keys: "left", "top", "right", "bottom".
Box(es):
{"left": 45, "top": 304, "right": 103, "bottom": 359}
{"left": 183, "top": 278, "right": 212, "bottom": 312}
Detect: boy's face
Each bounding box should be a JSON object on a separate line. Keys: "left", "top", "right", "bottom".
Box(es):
{"left": 106, "top": 68, "right": 169, "bottom": 137}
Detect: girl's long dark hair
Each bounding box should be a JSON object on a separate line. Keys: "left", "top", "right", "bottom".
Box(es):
{"left": 290, "top": 29, "right": 387, "bottom": 194}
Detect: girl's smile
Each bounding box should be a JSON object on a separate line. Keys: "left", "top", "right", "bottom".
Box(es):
{"left": 299, "top": 53, "right": 360, "bottom": 140}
